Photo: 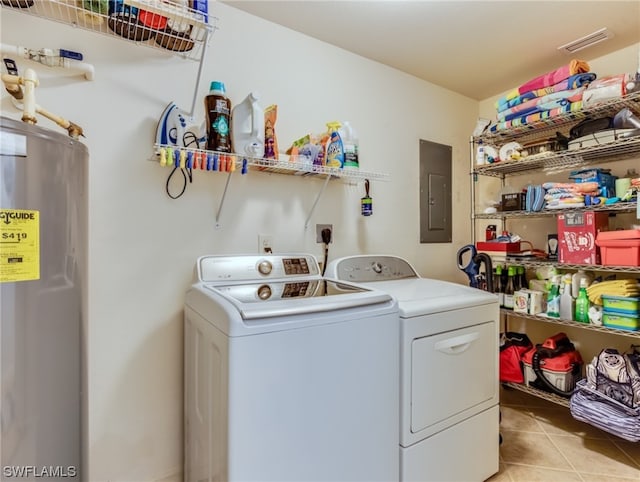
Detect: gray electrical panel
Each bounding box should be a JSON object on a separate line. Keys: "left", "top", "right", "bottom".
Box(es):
{"left": 419, "top": 139, "right": 452, "bottom": 243}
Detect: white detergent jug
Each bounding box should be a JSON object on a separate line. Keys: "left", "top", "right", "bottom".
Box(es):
{"left": 231, "top": 92, "right": 264, "bottom": 158}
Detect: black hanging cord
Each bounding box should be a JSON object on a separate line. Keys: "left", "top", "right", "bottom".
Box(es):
{"left": 165, "top": 166, "right": 193, "bottom": 199}
{"left": 164, "top": 131, "right": 199, "bottom": 199}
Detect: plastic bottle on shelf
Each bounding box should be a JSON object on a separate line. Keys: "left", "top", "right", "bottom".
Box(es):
{"left": 575, "top": 278, "right": 590, "bottom": 323}
{"left": 517, "top": 265, "right": 527, "bottom": 290}
{"left": 476, "top": 140, "right": 486, "bottom": 165}
{"left": 503, "top": 266, "right": 516, "bottom": 309}
{"left": 493, "top": 265, "right": 504, "bottom": 307}
{"left": 571, "top": 269, "right": 592, "bottom": 299}
{"left": 546, "top": 275, "right": 561, "bottom": 318}
{"left": 205, "top": 81, "right": 232, "bottom": 152}
{"left": 559, "top": 275, "right": 575, "bottom": 320}
{"left": 325, "top": 121, "right": 344, "bottom": 168}
{"left": 231, "top": 91, "right": 264, "bottom": 158}
{"left": 341, "top": 121, "right": 359, "bottom": 169}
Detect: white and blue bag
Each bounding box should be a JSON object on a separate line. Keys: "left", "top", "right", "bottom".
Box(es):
{"left": 570, "top": 348, "right": 640, "bottom": 441}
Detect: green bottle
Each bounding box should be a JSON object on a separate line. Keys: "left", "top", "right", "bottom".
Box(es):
{"left": 575, "top": 278, "right": 590, "bottom": 323}
{"left": 546, "top": 275, "right": 561, "bottom": 318}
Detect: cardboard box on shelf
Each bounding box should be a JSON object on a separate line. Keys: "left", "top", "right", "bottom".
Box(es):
{"left": 557, "top": 211, "right": 609, "bottom": 264}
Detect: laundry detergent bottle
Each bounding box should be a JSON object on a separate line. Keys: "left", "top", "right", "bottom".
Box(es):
{"left": 231, "top": 91, "right": 264, "bottom": 158}
{"left": 205, "top": 81, "right": 232, "bottom": 152}
{"left": 341, "top": 121, "right": 359, "bottom": 169}
{"left": 325, "top": 121, "right": 344, "bottom": 168}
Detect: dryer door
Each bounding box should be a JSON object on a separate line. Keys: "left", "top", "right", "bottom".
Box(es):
{"left": 410, "top": 320, "right": 497, "bottom": 436}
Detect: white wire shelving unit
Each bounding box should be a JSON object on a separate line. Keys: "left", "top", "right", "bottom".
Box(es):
{"left": 153, "top": 143, "right": 390, "bottom": 228}
{"left": 0, "top": 0, "right": 217, "bottom": 62}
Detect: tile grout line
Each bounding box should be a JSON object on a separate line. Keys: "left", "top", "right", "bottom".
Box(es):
{"left": 525, "top": 406, "right": 586, "bottom": 480}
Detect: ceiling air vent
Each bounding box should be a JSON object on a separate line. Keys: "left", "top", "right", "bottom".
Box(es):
{"left": 557, "top": 28, "right": 614, "bottom": 54}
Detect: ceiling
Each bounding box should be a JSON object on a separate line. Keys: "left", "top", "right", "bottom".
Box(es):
{"left": 221, "top": 1, "right": 640, "bottom": 100}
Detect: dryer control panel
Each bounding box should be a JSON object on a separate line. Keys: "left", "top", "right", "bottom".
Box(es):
{"left": 326, "top": 255, "right": 419, "bottom": 283}
{"left": 198, "top": 254, "right": 320, "bottom": 282}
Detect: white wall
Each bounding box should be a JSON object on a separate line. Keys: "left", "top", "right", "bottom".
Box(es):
{"left": 1, "top": 3, "right": 479, "bottom": 480}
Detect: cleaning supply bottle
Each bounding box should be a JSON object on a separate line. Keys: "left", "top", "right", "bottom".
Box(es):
{"left": 546, "top": 275, "right": 561, "bottom": 318}
{"left": 493, "top": 265, "right": 504, "bottom": 307}
{"left": 325, "top": 121, "right": 344, "bottom": 168}
{"left": 503, "top": 266, "right": 516, "bottom": 309}
{"left": 341, "top": 121, "right": 359, "bottom": 169}
{"left": 205, "top": 81, "right": 232, "bottom": 152}
{"left": 231, "top": 91, "right": 264, "bottom": 158}
{"left": 559, "top": 275, "right": 574, "bottom": 320}
{"left": 571, "top": 269, "right": 593, "bottom": 298}
{"left": 575, "top": 278, "right": 590, "bottom": 323}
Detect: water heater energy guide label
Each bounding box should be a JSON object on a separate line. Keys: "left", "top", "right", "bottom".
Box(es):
{"left": 0, "top": 209, "right": 40, "bottom": 282}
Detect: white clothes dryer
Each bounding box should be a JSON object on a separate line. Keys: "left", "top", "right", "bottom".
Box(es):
{"left": 184, "top": 254, "right": 400, "bottom": 482}
{"left": 326, "top": 255, "right": 500, "bottom": 482}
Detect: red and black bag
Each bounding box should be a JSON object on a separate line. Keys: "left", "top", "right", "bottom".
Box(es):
{"left": 499, "top": 332, "right": 533, "bottom": 383}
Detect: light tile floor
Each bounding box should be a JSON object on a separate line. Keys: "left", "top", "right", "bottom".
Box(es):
{"left": 488, "top": 386, "right": 640, "bottom": 481}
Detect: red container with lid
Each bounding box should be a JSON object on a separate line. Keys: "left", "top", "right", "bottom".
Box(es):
{"left": 595, "top": 229, "right": 640, "bottom": 267}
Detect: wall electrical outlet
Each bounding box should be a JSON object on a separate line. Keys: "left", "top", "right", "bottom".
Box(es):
{"left": 258, "top": 234, "right": 273, "bottom": 254}
{"left": 316, "top": 224, "right": 333, "bottom": 243}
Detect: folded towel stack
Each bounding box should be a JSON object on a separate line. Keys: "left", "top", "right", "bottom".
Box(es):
{"left": 542, "top": 181, "right": 601, "bottom": 209}
{"left": 489, "top": 60, "right": 595, "bottom": 133}
{"left": 587, "top": 280, "right": 640, "bottom": 306}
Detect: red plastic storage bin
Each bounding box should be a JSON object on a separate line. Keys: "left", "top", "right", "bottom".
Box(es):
{"left": 595, "top": 229, "right": 640, "bottom": 267}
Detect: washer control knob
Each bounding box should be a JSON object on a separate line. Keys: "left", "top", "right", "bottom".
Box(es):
{"left": 257, "top": 284, "right": 272, "bottom": 300}
{"left": 372, "top": 262, "right": 383, "bottom": 274}
{"left": 257, "top": 260, "right": 272, "bottom": 275}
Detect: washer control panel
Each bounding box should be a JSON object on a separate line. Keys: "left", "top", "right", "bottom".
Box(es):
{"left": 198, "top": 254, "right": 320, "bottom": 282}
{"left": 326, "top": 255, "right": 419, "bottom": 283}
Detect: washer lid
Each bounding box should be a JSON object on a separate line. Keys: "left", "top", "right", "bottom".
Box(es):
{"left": 205, "top": 279, "right": 393, "bottom": 320}
{"left": 357, "top": 278, "right": 497, "bottom": 317}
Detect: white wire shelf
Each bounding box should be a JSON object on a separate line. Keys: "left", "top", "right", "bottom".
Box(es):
{"left": 474, "top": 135, "right": 640, "bottom": 178}
{"left": 502, "top": 382, "right": 571, "bottom": 408}
{"left": 501, "top": 258, "right": 640, "bottom": 274}
{"left": 474, "top": 201, "right": 638, "bottom": 219}
{"left": 0, "top": 0, "right": 217, "bottom": 61}
{"left": 476, "top": 91, "right": 640, "bottom": 144}
{"left": 153, "top": 144, "right": 390, "bottom": 182}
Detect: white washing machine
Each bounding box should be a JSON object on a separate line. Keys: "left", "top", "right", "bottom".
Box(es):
{"left": 326, "top": 255, "right": 500, "bottom": 482}
{"left": 184, "top": 254, "right": 400, "bottom": 482}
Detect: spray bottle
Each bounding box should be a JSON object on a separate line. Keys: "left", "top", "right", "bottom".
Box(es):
{"left": 546, "top": 275, "right": 561, "bottom": 318}
{"left": 575, "top": 278, "right": 590, "bottom": 323}
{"left": 325, "top": 121, "right": 344, "bottom": 168}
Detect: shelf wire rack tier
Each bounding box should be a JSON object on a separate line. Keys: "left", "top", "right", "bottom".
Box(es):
{"left": 475, "top": 201, "right": 638, "bottom": 219}
{"left": 474, "top": 136, "right": 640, "bottom": 178}
{"left": 0, "top": 0, "right": 216, "bottom": 61}
{"left": 500, "top": 308, "right": 640, "bottom": 339}
{"left": 476, "top": 91, "right": 640, "bottom": 145}
{"left": 502, "top": 258, "right": 640, "bottom": 274}
{"left": 153, "top": 144, "right": 390, "bottom": 182}
{"left": 502, "top": 382, "right": 571, "bottom": 408}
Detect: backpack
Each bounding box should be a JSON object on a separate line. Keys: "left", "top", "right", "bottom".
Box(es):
{"left": 499, "top": 332, "right": 532, "bottom": 383}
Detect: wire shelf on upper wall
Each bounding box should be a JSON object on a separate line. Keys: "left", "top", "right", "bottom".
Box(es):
{"left": 0, "top": 0, "right": 217, "bottom": 62}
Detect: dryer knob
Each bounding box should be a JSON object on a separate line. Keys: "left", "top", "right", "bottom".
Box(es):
{"left": 372, "top": 262, "right": 383, "bottom": 274}
{"left": 257, "top": 260, "right": 273, "bottom": 275}
{"left": 257, "top": 284, "right": 272, "bottom": 300}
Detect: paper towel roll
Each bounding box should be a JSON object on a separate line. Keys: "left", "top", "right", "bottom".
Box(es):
{"left": 615, "top": 178, "right": 631, "bottom": 198}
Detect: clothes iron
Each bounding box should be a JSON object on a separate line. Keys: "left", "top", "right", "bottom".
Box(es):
{"left": 155, "top": 102, "right": 206, "bottom": 148}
